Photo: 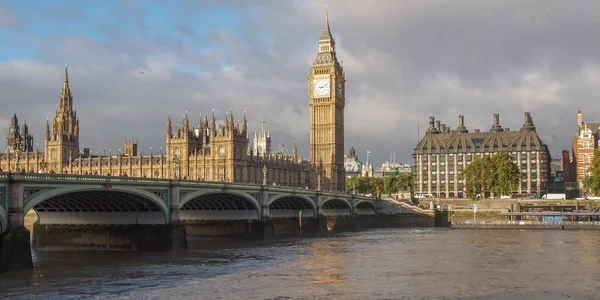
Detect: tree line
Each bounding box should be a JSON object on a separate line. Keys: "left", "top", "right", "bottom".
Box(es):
{"left": 345, "top": 173, "right": 414, "bottom": 196}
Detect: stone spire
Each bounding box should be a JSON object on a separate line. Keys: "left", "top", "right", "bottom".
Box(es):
{"left": 166, "top": 113, "right": 172, "bottom": 138}
{"left": 242, "top": 112, "right": 247, "bottom": 137}
{"left": 45, "top": 118, "right": 50, "bottom": 140}
{"left": 210, "top": 109, "right": 216, "bottom": 135}
{"left": 319, "top": 5, "right": 333, "bottom": 41}
{"left": 59, "top": 63, "right": 73, "bottom": 113}
{"left": 292, "top": 143, "right": 298, "bottom": 160}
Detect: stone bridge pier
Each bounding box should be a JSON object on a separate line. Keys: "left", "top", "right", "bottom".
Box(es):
{"left": 0, "top": 175, "right": 33, "bottom": 272}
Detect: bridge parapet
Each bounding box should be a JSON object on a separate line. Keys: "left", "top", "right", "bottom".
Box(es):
{"left": 22, "top": 173, "right": 172, "bottom": 186}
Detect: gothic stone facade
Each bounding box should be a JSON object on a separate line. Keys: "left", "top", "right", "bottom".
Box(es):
{"left": 0, "top": 8, "right": 347, "bottom": 191}
{"left": 413, "top": 113, "right": 551, "bottom": 198}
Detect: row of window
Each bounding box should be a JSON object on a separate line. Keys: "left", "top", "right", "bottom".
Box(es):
{"left": 418, "top": 152, "right": 543, "bottom": 162}
{"left": 416, "top": 183, "right": 540, "bottom": 190}
{"left": 418, "top": 145, "right": 543, "bottom": 153}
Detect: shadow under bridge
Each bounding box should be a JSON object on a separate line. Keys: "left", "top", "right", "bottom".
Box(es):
{"left": 25, "top": 190, "right": 168, "bottom": 225}
{"left": 268, "top": 195, "right": 316, "bottom": 218}
{"left": 179, "top": 192, "right": 260, "bottom": 221}
{"left": 322, "top": 198, "right": 352, "bottom": 216}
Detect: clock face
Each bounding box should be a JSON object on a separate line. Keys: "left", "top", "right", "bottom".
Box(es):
{"left": 313, "top": 79, "right": 330, "bottom": 97}
{"left": 337, "top": 81, "right": 343, "bottom": 94}
{"left": 219, "top": 146, "right": 225, "bottom": 155}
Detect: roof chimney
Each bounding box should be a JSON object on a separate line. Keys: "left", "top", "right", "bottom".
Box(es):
{"left": 577, "top": 110, "right": 583, "bottom": 127}
{"left": 475, "top": 129, "right": 480, "bottom": 133}
{"left": 441, "top": 123, "right": 446, "bottom": 134}
{"left": 456, "top": 115, "right": 468, "bottom": 133}
{"left": 490, "top": 113, "right": 503, "bottom": 132}
{"left": 435, "top": 120, "right": 441, "bottom": 131}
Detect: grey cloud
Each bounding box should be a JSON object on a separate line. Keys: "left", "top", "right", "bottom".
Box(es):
{"left": 1, "top": 0, "right": 599, "bottom": 166}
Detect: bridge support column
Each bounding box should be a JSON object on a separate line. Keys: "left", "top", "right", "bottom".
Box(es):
{"left": 350, "top": 195, "right": 357, "bottom": 217}
{"left": 260, "top": 188, "right": 269, "bottom": 220}
{"left": 169, "top": 180, "right": 187, "bottom": 250}
{"left": 314, "top": 194, "right": 328, "bottom": 233}
{"left": 0, "top": 174, "right": 33, "bottom": 272}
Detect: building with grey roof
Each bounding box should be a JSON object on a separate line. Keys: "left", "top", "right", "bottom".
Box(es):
{"left": 413, "top": 112, "right": 550, "bottom": 198}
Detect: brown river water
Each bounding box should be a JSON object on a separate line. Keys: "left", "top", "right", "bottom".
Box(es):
{"left": 1, "top": 228, "right": 600, "bottom": 299}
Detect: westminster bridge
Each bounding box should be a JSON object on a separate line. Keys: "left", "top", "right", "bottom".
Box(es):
{"left": 0, "top": 173, "right": 432, "bottom": 272}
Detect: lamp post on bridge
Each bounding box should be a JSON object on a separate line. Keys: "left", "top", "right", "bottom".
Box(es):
{"left": 317, "top": 173, "right": 321, "bottom": 192}
{"left": 39, "top": 158, "right": 46, "bottom": 174}
{"left": 262, "top": 163, "right": 267, "bottom": 186}
{"left": 12, "top": 136, "right": 24, "bottom": 172}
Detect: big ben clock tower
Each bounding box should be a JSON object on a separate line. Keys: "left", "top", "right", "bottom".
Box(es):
{"left": 309, "top": 6, "right": 345, "bottom": 192}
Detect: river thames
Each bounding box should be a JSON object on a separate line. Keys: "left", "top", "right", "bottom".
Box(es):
{"left": 1, "top": 228, "right": 600, "bottom": 299}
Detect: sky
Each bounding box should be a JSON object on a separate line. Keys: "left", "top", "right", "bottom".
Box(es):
{"left": 1, "top": 0, "right": 600, "bottom": 167}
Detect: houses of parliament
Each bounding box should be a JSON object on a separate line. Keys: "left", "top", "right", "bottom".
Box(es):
{"left": 0, "top": 8, "right": 347, "bottom": 192}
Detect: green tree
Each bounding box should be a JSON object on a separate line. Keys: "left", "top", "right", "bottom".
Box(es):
{"left": 583, "top": 149, "right": 600, "bottom": 196}
{"left": 369, "top": 177, "right": 384, "bottom": 196}
{"left": 396, "top": 172, "right": 414, "bottom": 191}
{"left": 345, "top": 176, "right": 372, "bottom": 194}
{"left": 490, "top": 150, "right": 520, "bottom": 197}
{"left": 461, "top": 155, "right": 494, "bottom": 200}
{"left": 383, "top": 175, "right": 398, "bottom": 195}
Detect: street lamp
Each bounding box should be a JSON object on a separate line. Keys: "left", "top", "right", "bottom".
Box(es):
{"left": 13, "top": 136, "right": 24, "bottom": 172}
{"left": 39, "top": 157, "right": 47, "bottom": 173}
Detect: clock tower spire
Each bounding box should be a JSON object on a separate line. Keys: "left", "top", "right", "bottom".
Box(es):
{"left": 309, "top": 5, "right": 345, "bottom": 192}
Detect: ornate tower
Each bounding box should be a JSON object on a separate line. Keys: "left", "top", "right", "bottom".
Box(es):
{"left": 45, "top": 64, "right": 80, "bottom": 171}
{"left": 253, "top": 126, "right": 271, "bottom": 157}
{"left": 309, "top": 6, "right": 345, "bottom": 192}
{"left": 6, "top": 113, "right": 34, "bottom": 153}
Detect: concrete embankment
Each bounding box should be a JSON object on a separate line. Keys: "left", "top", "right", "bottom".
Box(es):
{"left": 452, "top": 223, "right": 600, "bottom": 230}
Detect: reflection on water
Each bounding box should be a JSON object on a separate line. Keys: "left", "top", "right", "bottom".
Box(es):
{"left": 2, "top": 229, "right": 600, "bottom": 299}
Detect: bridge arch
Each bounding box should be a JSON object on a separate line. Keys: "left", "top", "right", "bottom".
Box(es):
{"left": 24, "top": 186, "right": 169, "bottom": 225}
{"left": 322, "top": 198, "right": 352, "bottom": 216}
{"left": 356, "top": 200, "right": 376, "bottom": 215}
{"left": 179, "top": 190, "right": 260, "bottom": 221}
{"left": 268, "top": 194, "right": 316, "bottom": 218}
